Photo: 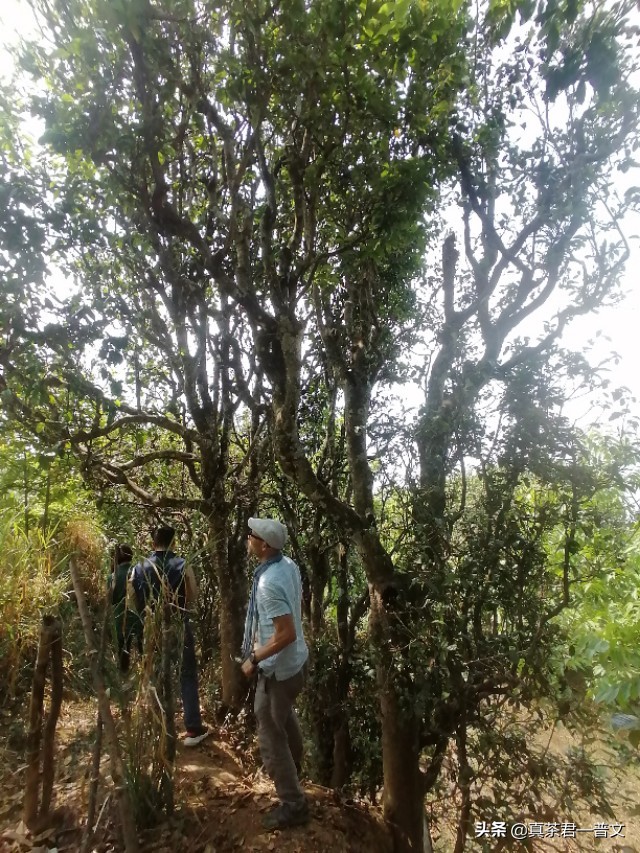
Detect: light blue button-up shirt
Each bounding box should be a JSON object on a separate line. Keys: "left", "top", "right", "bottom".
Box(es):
{"left": 255, "top": 554, "right": 308, "bottom": 680}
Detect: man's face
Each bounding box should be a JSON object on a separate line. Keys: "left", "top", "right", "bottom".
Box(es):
{"left": 247, "top": 531, "right": 265, "bottom": 558}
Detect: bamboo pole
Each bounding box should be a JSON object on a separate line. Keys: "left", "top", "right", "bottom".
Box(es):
{"left": 69, "top": 557, "right": 139, "bottom": 853}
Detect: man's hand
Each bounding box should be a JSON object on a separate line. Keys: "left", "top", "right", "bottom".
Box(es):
{"left": 241, "top": 658, "right": 256, "bottom": 679}
{"left": 240, "top": 616, "right": 296, "bottom": 679}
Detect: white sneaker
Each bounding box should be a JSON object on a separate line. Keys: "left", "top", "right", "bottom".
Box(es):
{"left": 183, "top": 727, "right": 210, "bottom": 747}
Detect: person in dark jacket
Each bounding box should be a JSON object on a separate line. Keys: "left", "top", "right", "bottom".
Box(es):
{"left": 130, "top": 525, "right": 208, "bottom": 746}
{"left": 109, "top": 543, "right": 143, "bottom": 673}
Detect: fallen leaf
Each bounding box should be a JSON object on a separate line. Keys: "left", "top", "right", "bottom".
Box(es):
{"left": 16, "top": 820, "right": 30, "bottom": 837}
{"left": 1, "top": 829, "right": 33, "bottom": 848}
{"left": 33, "top": 827, "right": 56, "bottom": 843}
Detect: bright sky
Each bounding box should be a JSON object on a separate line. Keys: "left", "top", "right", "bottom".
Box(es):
{"left": 1, "top": 0, "right": 639, "bottom": 430}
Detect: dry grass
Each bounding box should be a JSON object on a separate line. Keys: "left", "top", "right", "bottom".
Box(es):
{"left": 0, "top": 515, "right": 106, "bottom": 700}
{"left": 0, "top": 518, "right": 68, "bottom": 694}
{"left": 64, "top": 516, "right": 106, "bottom": 605}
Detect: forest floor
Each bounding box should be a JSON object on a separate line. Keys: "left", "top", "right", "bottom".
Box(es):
{"left": 0, "top": 699, "right": 393, "bottom": 853}
{"left": 0, "top": 698, "right": 639, "bottom": 853}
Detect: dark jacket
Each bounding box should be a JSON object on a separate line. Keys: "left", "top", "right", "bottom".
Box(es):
{"left": 131, "top": 550, "right": 187, "bottom": 613}
{"left": 109, "top": 560, "right": 143, "bottom": 650}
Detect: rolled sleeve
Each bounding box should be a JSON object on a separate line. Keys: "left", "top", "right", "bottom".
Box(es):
{"left": 261, "top": 581, "right": 291, "bottom": 620}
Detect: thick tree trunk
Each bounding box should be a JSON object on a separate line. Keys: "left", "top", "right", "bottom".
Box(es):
{"left": 380, "top": 689, "right": 425, "bottom": 852}
{"left": 209, "top": 515, "right": 246, "bottom": 708}
{"left": 370, "top": 591, "right": 427, "bottom": 853}
{"left": 267, "top": 322, "right": 428, "bottom": 850}
{"left": 69, "top": 557, "right": 139, "bottom": 853}
{"left": 331, "top": 543, "right": 352, "bottom": 789}
{"left": 345, "top": 372, "right": 427, "bottom": 852}
{"left": 309, "top": 545, "right": 329, "bottom": 635}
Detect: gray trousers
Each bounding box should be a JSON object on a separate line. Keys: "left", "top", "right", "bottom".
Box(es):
{"left": 254, "top": 667, "right": 306, "bottom": 809}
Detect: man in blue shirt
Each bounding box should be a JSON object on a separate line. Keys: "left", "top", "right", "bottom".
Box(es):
{"left": 241, "top": 517, "right": 310, "bottom": 829}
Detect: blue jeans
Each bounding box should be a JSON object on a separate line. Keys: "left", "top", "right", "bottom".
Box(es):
{"left": 181, "top": 618, "right": 203, "bottom": 732}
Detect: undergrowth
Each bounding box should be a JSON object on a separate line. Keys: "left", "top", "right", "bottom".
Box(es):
{"left": 0, "top": 515, "right": 106, "bottom": 701}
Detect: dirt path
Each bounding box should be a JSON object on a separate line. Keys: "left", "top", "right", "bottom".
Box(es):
{"left": 0, "top": 700, "right": 392, "bottom": 853}
{"left": 2, "top": 700, "right": 639, "bottom": 852}
{"left": 164, "top": 734, "right": 392, "bottom": 853}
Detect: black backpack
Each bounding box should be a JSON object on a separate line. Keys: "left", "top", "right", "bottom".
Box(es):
{"left": 131, "top": 552, "right": 187, "bottom": 613}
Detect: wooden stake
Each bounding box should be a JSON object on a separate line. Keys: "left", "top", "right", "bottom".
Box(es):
{"left": 23, "top": 615, "right": 57, "bottom": 828}
{"left": 40, "top": 617, "right": 63, "bottom": 818}
{"left": 69, "top": 557, "right": 139, "bottom": 853}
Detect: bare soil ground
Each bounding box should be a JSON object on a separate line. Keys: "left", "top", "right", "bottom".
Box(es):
{"left": 1, "top": 700, "right": 638, "bottom": 852}
{"left": 0, "top": 700, "right": 392, "bottom": 853}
